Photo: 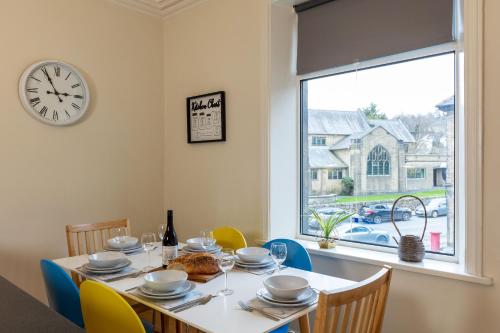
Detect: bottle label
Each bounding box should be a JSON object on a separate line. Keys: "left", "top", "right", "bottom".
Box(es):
{"left": 162, "top": 245, "right": 178, "bottom": 265}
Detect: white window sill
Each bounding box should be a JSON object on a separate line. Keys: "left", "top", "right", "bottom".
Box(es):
{"left": 291, "top": 239, "right": 492, "bottom": 285}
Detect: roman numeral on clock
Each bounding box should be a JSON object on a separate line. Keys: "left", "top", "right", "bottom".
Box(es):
{"left": 30, "top": 97, "right": 40, "bottom": 106}
{"left": 53, "top": 110, "right": 58, "bottom": 121}
{"left": 27, "top": 88, "right": 38, "bottom": 93}
{"left": 30, "top": 76, "right": 41, "bottom": 82}
{"left": 72, "top": 103, "right": 80, "bottom": 110}
{"left": 65, "top": 110, "right": 71, "bottom": 119}
{"left": 74, "top": 95, "right": 83, "bottom": 99}
{"left": 71, "top": 83, "right": 80, "bottom": 89}
{"left": 65, "top": 72, "right": 71, "bottom": 80}
{"left": 41, "top": 66, "right": 49, "bottom": 77}
{"left": 39, "top": 106, "right": 48, "bottom": 117}
{"left": 54, "top": 65, "right": 60, "bottom": 77}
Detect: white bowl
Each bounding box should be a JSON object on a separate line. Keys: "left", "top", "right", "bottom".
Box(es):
{"left": 144, "top": 270, "right": 188, "bottom": 292}
{"left": 236, "top": 247, "right": 270, "bottom": 263}
{"left": 107, "top": 236, "right": 139, "bottom": 249}
{"left": 263, "top": 275, "right": 310, "bottom": 300}
{"left": 88, "top": 252, "right": 127, "bottom": 268}
{"left": 186, "top": 237, "right": 205, "bottom": 250}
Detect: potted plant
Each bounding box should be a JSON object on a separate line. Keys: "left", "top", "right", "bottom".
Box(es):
{"left": 308, "top": 209, "right": 354, "bottom": 249}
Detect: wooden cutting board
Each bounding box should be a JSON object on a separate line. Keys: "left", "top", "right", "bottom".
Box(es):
{"left": 188, "top": 271, "right": 223, "bottom": 283}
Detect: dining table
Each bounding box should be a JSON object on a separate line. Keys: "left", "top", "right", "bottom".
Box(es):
{"left": 53, "top": 243, "right": 356, "bottom": 333}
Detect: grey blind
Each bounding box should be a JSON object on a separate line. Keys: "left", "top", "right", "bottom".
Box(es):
{"left": 297, "top": 0, "right": 454, "bottom": 75}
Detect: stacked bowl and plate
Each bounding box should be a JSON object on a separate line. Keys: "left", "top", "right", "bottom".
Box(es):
{"left": 182, "top": 237, "right": 221, "bottom": 254}
{"left": 81, "top": 252, "right": 132, "bottom": 274}
{"left": 234, "top": 247, "right": 274, "bottom": 270}
{"left": 136, "top": 270, "right": 196, "bottom": 300}
{"left": 257, "top": 275, "right": 318, "bottom": 307}
{"left": 104, "top": 236, "right": 143, "bottom": 254}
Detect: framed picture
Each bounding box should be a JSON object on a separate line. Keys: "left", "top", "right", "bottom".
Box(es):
{"left": 186, "top": 91, "right": 226, "bottom": 143}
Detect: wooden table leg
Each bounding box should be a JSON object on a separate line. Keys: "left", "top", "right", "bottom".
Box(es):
{"left": 299, "top": 313, "right": 311, "bottom": 333}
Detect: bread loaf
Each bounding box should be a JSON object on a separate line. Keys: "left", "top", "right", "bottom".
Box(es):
{"left": 167, "top": 253, "right": 219, "bottom": 275}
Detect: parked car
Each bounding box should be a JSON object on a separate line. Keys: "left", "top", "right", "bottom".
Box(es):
{"left": 337, "top": 225, "right": 390, "bottom": 243}
{"left": 307, "top": 207, "right": 359, "bottom": 230}
{"left": 358, "top": 204, "right": 411, "bottom": 224}
{"left": 416, "top": 198, "right": 447, "bottom": 218}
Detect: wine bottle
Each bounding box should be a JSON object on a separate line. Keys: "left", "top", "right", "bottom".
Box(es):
{"left": 162, "top": 210, "right": 178, "bottom": 267}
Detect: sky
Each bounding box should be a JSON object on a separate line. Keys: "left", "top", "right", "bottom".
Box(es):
{"left": 307, "top": 53, "right": 455, "bottom": 119}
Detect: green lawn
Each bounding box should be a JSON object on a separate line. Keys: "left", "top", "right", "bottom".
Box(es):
{"left": 335, "top": 189, "right": 446, "bottom": 204}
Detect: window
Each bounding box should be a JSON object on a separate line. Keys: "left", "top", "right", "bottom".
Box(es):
{"left": 367, "top": 145, "right": 390, "bottom": 176}
{"left": 328, "top": 169, "right": 342, "bottom": 180}
{"left": 310, "top": 169, "right": 318, "bottom": 180}
{"left": 312, "top": 136, "right": 326, "bottom": 146}
{"left": 407, "top": 168, "right": 426, "bottom": 179}
{"left": 300, "top": 51, "right": 457, "bottom": 256}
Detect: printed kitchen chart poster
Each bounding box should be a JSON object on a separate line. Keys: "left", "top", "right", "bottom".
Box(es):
{"left": 186, "top": 91, "right": 226, "bottom": 143}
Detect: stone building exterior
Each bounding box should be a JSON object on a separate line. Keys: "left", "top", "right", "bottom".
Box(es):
{"left": 308, "top": 110, "right": 449, "bottom": 195}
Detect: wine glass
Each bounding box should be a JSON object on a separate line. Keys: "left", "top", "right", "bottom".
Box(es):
{"left": 158, "top": 224, "right": 167, "bottom": 241}
{"left": 141, "top": 233, "right": 156, "bottom": 272}
{"left": 270, "top": 242, "right": 287, "bottom": 273}
{"left": 112, "top": 227, "right": 128, "bottom": 253}
{"left": 216, "top": 249, "right": 235, "bottom": 296}
{"left": 200, "top": 231, "right": 215, "bottom": 250}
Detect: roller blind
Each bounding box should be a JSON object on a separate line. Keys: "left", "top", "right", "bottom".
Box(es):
{"left": 296, "top": 0, "right": 454, "bottom": 75}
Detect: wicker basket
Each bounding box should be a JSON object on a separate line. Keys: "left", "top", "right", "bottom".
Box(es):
{"left": 390, "top": 195, "right": 428, "bottom": 262}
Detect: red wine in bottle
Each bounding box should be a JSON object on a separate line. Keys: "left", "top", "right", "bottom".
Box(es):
{"left": 162, "top": 210, "right": 178, "bottom": 268}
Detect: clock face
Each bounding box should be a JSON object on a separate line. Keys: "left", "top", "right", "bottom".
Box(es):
{"left": 19, "top": 60, "right": 90, "bottom": 126}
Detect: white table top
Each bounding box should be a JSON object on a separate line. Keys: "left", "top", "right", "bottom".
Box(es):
{"left": 53, "top": 245, "right": 356, "bottom": 333}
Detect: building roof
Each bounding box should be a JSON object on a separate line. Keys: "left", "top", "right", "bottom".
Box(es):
{"left": 308, "top": 147, "right": 348, "bottom": 169}
{"left": 308, "top": 110, "right": 371, "bottom": 135}
{"left": 436, "top": 96, "right": 454, "bottom": 112}
{"left": 368, "top": 119, "right": 416, "bottom": 143}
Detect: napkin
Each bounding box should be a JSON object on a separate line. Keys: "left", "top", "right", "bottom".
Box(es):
{"left": 130, "top": 289, "right": 205, "bottom": 311}
{"left": 246, "top": 291, "right": 318, "bottom": 320}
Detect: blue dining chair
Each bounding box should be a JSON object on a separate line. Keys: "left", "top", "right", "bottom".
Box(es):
{"left": 40, "top": 259, "right": 84, "bottom": 328}
{"left": 262, "top": 238, "right": 313, "bottom": 272}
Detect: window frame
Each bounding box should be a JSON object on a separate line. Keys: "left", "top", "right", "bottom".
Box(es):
{"left": 312, "top": 136, "right": 327, "bottom": 146}
{"left": 298, "top": 43, "right": 461, "bottom": 263}
{"left": 327, "top": 169, "right": 342, "bottom": 180}
{"left": 407, "top": 168, "right": 426, "bottom": 179}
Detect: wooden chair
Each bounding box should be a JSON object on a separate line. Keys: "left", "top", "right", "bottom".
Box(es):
{"left": 65, "top": 218, "right": 130, "bottom": 257}
{"left": 300, "top": 265, "right": 392, "bottom": 333}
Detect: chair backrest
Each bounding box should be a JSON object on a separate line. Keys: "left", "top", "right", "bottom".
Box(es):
{"left": 80, "top": 280, "right": 146, "bottom": 333}
{"left": 212, "top": 226, "right": 247, "bottom": 250}
{"left": 39, "top": 259, "right": 84, "bottom": 328}
{"left": 65, "top": 218, "right": 130, "bottom": 256}
{"left": 313, "top": 265, "right": 393, "bottom": 333}
{"left": 262, "top": 239, "right": 312, "bottom": 271}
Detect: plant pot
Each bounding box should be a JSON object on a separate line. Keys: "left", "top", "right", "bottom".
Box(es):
{"left": 318, "top": 240, "right": 335, "bottom": 249}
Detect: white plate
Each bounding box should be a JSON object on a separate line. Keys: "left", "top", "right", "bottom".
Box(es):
{"left": 258, "top": 287, "right": 315, "bottom": 304}
{"left": 235, "top": 257, "right": 273, "bottom": 266}
{"left": 82, "top": 259, "right": 131, "bottom": 273}
{"left": 136, "top": 281, "right": 196, "bottom": 300}
{"left": 256, "top": 288, "right": 318, "bottom": 307}
{"left": 139, "top": 281, "right": 192, "bottom": 296}
{"left": 182, "top": 245, "right": 221, "bottom": 253}
{"left": 235, "top": 261, "right": 275, "bottom": 269}
{"left": 104, "top": 244, "right": 143, "bottom": 254}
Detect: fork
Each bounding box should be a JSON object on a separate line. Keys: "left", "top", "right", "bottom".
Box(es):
{"left": 172, "top": 294, "right": 216, "bottom": 313}
{"left": 238, "top": 301, "right": 280, "bottom": 321}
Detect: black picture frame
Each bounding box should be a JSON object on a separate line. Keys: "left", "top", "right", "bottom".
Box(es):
{"left": 186, "top": 91, "right": 226, "bottom": 144}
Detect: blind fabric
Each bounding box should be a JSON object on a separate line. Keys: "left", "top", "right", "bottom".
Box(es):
{"left": 297, "top": 0, "right": 454, "bottom": 75}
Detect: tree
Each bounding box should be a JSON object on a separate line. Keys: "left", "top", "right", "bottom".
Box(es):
{"left": 358, "top": 103, "right": 387, "bottom": 120}
{"left": 341, "top": 176, "right": 354, "bottom": 196}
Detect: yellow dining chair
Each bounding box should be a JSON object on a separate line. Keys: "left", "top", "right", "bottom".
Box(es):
{"left": 212, "top": 226, "right": 247, "bottom": 250}
{"left": 80, "top": 280, "right": 153, "bottom": 333}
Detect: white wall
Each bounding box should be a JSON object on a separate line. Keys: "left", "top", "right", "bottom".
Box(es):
{"left": 163, "top": 0, "right": 269, "bottom": 244}
{"left": 0, "top": 0, "right": 164, "bottom": 301}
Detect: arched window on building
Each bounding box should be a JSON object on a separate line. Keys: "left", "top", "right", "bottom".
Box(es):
{"left": 367, "top": 145, "right": 390, "bottom": 176}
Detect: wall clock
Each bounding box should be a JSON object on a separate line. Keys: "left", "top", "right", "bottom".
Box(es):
{"left": 19, "top": 60, "right": 90, "bottom": 126}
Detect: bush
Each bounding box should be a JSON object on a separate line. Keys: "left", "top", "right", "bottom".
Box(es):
{"left": 341, "top": 177, "right": 354, "bottom": 196}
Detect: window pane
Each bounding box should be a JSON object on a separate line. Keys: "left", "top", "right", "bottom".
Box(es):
{"left": 301, "top": 52, "right": 456, "bottom": 256}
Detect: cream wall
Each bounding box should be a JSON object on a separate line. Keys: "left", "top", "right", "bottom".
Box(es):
{"left": 163, "top": 0, "right": 269, "bottom": 243}
{"left": 0, "top": 0, "right": 164, "bottom": 300}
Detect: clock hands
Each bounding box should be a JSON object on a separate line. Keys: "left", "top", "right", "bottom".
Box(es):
{"left": 41, "top": 67, "right": 63, "bottom": 102}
